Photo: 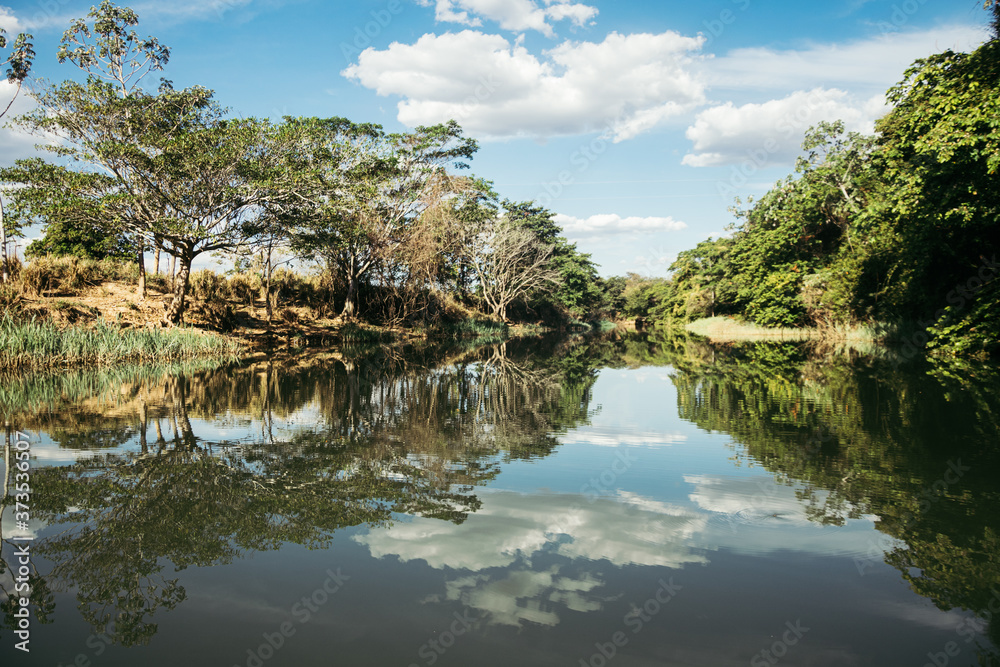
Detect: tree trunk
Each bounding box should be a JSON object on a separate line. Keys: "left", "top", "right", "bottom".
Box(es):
{"left": 153, "top": 241, "right": 161, "bottom": 275}
{"left": 169, "top": 254, "right": 177, "bottom": 291}
{"left": 0, "top": 196, "right": 7, "bottom": 285}
{"left": 137, "top": 242, "right": 146, "bottom": 300}
{"left": 139, "top": 399, "right": 148, "bottom": 455}
{"left": 163, "top": 254, "right": 192, "bottom": 325}
{"left": 265, "top": 244, "right": 273, "bottom": 325}
{"left": 342, "top": 273, "right": 358, "bottom": 319}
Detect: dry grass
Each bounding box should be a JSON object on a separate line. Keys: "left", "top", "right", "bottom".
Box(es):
{"left": 685, "top": 316, "right": 884, "bottom": 343}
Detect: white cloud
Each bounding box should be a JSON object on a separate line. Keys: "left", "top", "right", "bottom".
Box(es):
{"left": 706, "top": 25, "right": 988, "bottom": 94}
{"left": 357, "top": 490, "right": 707, "bottom": 571}
{"left": 342, "top": 29, "right": 706, "bottom": 141}
{"left": 682, "top": 88, "right": 886, "bottom": 168}
{"left": 0, "top": 6, "right": 23, "bottom": 33}
{"left": 559, "top": 428, "right": 687, "bottom": 447}
{"left": 554, "top": 212, "right": 688, "bottom": 235}
{"left": 0, "top": 81, "right": 42, "bottom": 167}
{"left": 416, "top": 0, "right": 598, "bottom": 37}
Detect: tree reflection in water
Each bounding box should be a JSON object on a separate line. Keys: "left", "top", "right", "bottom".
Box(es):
{"left": 0, "top": 341, "right": 597, "bottom": 646}
{"left": 1, "top": 333, "right": 998, "bottom": 661}
{"left": 667, "top": 339, "right": 1000, "bottom": 663}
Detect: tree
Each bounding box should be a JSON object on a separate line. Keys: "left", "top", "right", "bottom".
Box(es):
{"left": 0, "top": 26, "right": 33, "bottom": 282}
{"left": 58, "top": 0, "right": 169, "bottom": 298}
{"left": 469, "top": 217, "right": 562, "bottom": 322}
{"left": 1, "top": 158, "right": 132, "bottom": 261}
{"left": 286, "top": 117, "right": 478, "bottom": 318}
{"left": 503, "top": 201, "right": 605, "bottom": 320}
{"left": 142, "top": 113, "right": 276, "bottom": 324}
{"left": 0, "top": 25, "right": 33, "bottom": 119}
{"left": 4, "top": 2, "right": 170, "bottom": 298}
{"left": 871, "top": 32, "right": 1000, "bottom": 328}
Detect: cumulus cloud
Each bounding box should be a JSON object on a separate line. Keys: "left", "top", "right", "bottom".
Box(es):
{"left": 0, "top": 6, "right": 23, "bottom": 32}
{"left": 559, "top": 428, "right": 686, "bottom": 448}
{"left": 434, "top": 567, "right": 604, "bottom": 627}
{"left": 678, "top": 25, "right": 987, "bottom": 168}
{"left": 554, "top": 212, "right": 688, "bottom": 235}
{"left": 356, "top": 490, "right": 707, "bottom": 571}
{"left": 682, "top": 88, "right": 886, "bottom": 167}
{"left": 416, "top": 0, "right": 598, "bottom": 37}
{"left": 342, "top": 29, "right": 706, "bottom": 141}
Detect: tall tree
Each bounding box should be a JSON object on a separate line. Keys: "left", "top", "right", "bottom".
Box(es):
{"left": 0, "top": 25, "right": 33, "bottom": 282}
{"left": 59, "top": 0, "right": 169, "bottom": 298}
{"left": 469, "top": 217, "right": 562, "bottom": 322}
{"left": 286, "top": 117, "right": 478, "bottom": 318}
{"left": 504, "top": 201, "right": 605, "bottom": 320}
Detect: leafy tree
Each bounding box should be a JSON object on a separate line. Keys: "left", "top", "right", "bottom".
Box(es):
{"left": 504, "top": 201, "right": 606, "bottom": 320}
{"left": 0, "top": 26, "right": 33, "bottom": 281}
{"left": 658, "top": 237, "right": 735, "bottom": 322}
{"left": 871, "top": 28, "right": 1000, "bottom": 352}
{"left": 286, "top": 117, "right": 478, "bottom": 318}
{"left": 3, "top": 2, "right": 171, "bottom": 298}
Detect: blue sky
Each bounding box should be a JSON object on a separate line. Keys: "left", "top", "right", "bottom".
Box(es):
{"left": 0, "top": 0, "right": 992, "bottom": 275}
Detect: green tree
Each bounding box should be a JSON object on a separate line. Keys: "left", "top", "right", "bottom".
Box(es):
{"left": 726, "top": 122, "right": 877, "bottom": 327}
{"left": 870, "top": 27, "right": 1000, "bottom": 353}
{"left": 503, "top": 201, "right": 606, "bottom": 321}
{"left": 286, "top": 117, "right": 478, "bottom": 319}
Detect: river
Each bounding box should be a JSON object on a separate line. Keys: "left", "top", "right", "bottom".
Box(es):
{"left": 1, "top": 332, "right": 998, "bottom": 666}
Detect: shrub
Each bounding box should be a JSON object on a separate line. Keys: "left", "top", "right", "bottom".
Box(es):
{"left": 190, "top": 269, "right": 228, "bottom": 303}
{"left": 227, "top": 272, "right": 260, "bottom": 308}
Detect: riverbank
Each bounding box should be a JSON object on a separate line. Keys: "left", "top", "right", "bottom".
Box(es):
{"left": 0, "top": 273, "right": 553, "bottom": 368}
{"left": 685, "top": 316, "right": 884, "bottom": 343}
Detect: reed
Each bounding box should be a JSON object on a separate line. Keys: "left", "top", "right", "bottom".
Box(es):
{"left": 0, "top": 314, "right": 243, "bottom": 368}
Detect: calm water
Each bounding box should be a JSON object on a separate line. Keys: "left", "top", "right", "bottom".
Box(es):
{"left": 2, "top": 334, "right": 999, "bottom": 667}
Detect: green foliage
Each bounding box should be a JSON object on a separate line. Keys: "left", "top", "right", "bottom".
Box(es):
{"left": 25, "top": 216, "right": 133, "bottom": 260}
{"left": 926, "top": 278, "right": 1000, "bottom": 359}
{"left": 504, "top": 201, "right": 606, "bottom": 320}
{"left": 743, "top": 267, "right": 807, "bottom": 327}
{"left": 663, "top": 23, "right": 1000, "bottom": 357}
{"left": 0, "top": 26, "right": 33, "bottom": 119}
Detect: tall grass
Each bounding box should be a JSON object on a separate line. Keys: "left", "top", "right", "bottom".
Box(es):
{"left": 339, "top": 322, "right": 395, "bottom": 344}
{"left": 427, "top": 319, "right": 509, "bottom": 338}
{"left": 0, "top": 314, "right": 243, "bottom": 368}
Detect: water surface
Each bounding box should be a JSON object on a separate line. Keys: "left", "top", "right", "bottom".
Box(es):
{"left": 1, "top": 335, "right": 998, "bottom": 666}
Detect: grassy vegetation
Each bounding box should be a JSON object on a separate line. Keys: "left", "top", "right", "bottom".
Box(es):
{"left": 424, "top": 318, "right": 509, "bottom": 338}
{"left": 0, "top": 314, "right": 243, "bottom": 368}
{"left": 685, "top": 316, "right": 884, "bottom": 343}
{"left": 17, "top": 255, "right": 139, "bottom": 296}
{"left": 338, "top": 322, "right": 396, "bottom": 344}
